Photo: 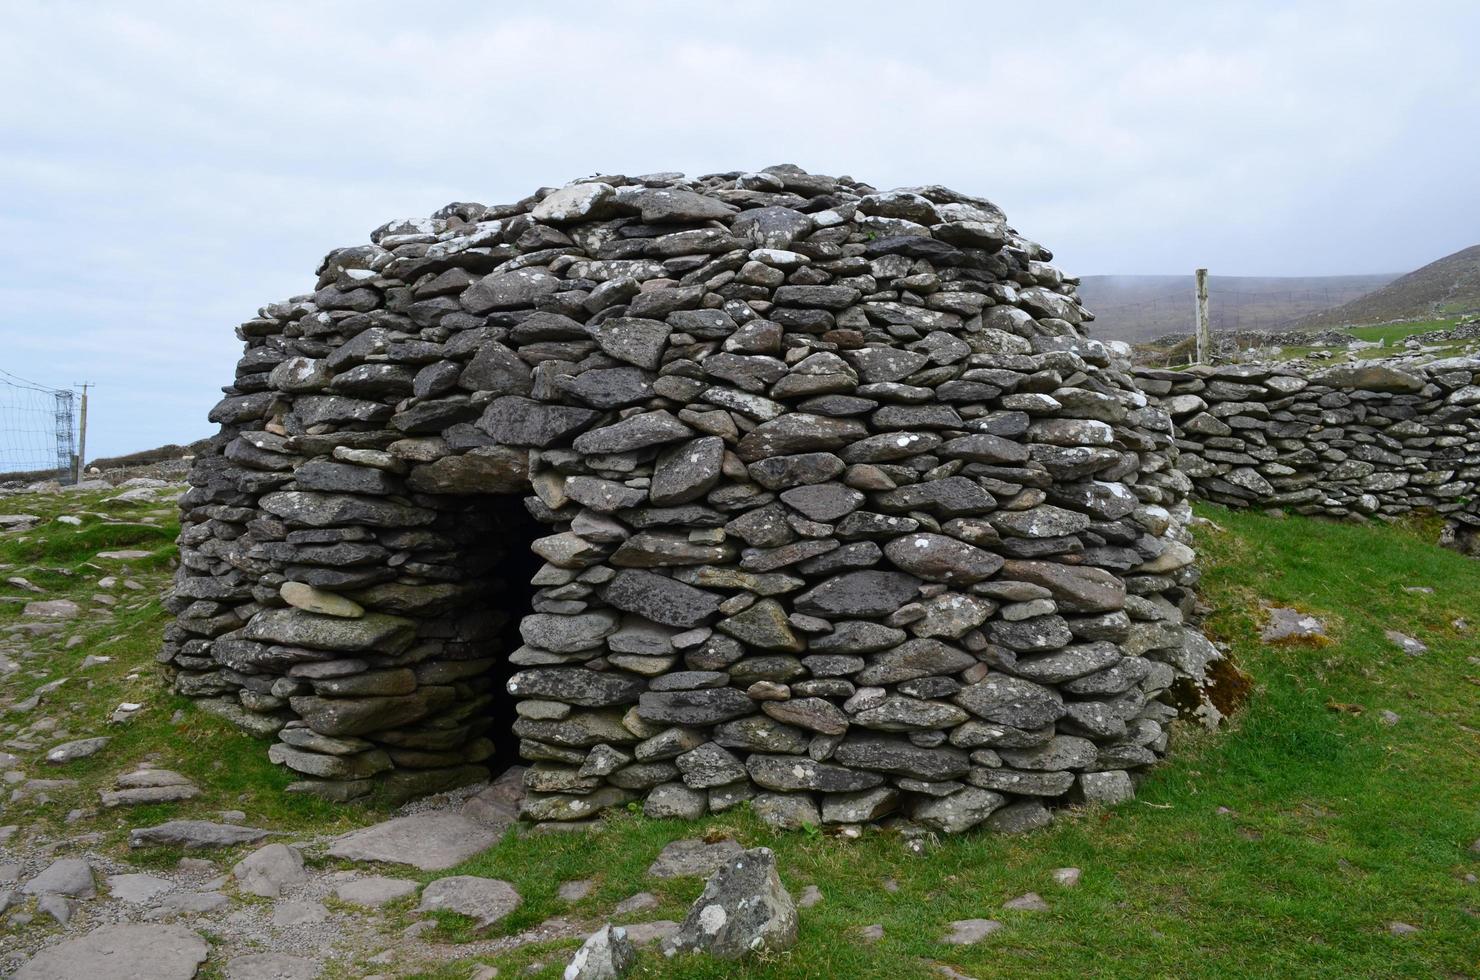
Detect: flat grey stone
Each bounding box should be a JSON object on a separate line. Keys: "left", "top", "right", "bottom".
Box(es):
{"left": 647, "top": 838, "right": 744, "bottom": 879}
{"left": 272, "top": 900, "right": 327, "bottom": 926}
{"left": 1260, "top": 607, "right": 1327, "bottom": 643}
{"left": 233, "top": 843, "right": 306, "bottom": 898}
{"left": 1384, "top": 629, "right": 1427, "bottom": 655}
{"left": 102, "top": 784, "right": 202, "bottom": 807}
{"left": 22, "top": 599, "right": 80, "bottom": 619}
{"left": 131, "top": 821, "right": 270, "bottom": 850}
{"left": 226, "top": 952, "right": 323, "bottom": 980}
{"left": 107, "top": 873, "right": 174, "bottom": 904}
{"left": 416, "top": 875, "right": 520, "bottom": 929}
{"left": 612, "top": 891, "right": 660, "bottom": 916}
{"left": 148, "top": 891, "right": 229, "bottom": 917}
{"left": 943, "top": 918, "right": 1003, "bottom": 944}
{"left": 1004, "top": 891, "right": 1048, "bottom": 911}
{"left": 15, "top": 924, "right": 208, "bottom": 979}
{"left": 43, "top": 737, "right": 110, "bottom": 764}
{"left": 22, "top": 858, "right": 95, "bottom": 898}
{"left": 327, "top": 811, "right": 498, "bottom": 871}
{"left": 334, "top": 875, "right": 419, "bottom": 907}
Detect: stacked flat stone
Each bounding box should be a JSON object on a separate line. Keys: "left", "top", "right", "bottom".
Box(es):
{"left": 165, "top": 164, "right": 1221, "bottom": 831}
{"left": 1135, "top": 359, "right": 1480, "bottom": 549}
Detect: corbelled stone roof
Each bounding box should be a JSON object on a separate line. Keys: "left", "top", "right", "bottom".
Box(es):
{"left": 168, "top": 164, "right": 1218, "bottom": 831}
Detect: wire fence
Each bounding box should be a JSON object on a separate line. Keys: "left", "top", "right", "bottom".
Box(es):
{"left": 0, "top": 368, "right": 78, "bottom": 482}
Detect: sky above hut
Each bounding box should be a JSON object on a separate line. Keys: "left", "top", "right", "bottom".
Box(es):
{"left": 2, "top": 0, "right": 1477, "bottom": 457}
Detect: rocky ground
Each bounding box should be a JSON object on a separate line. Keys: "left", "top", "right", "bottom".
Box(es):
{"left": 1, "top": 479, "right": 1475, "bottom": 978}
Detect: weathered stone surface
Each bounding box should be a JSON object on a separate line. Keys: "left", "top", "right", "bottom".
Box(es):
{"left": 910, "top": 787, "right": 1006, "bottom": 833}
{"left": 417, "top": 875, "right": 521, "bottom": 929}
{"left": 130, "top": 821, "right": 270, "bottom": 849}
{"left": 479, "top": 396, "right": 599, "bottom": 447}
{"left": 644, "top": 781, "right": 707, "bottom": 819}
{"left": 44, "top": 737, "right": 110, "bottom": 764}
{"left": 762, "top": 697, "right": 849, "bottom": 735}
{"left": 748, "top": 754, "right": 882, "bottom": 792}
{"left": 224, "top": 953, "right": 322, "bottom": 980}
{"left": 638, "top": 688, "right": 754, "bottom": 726}
{"left": 406, "top": 448, "right": 528, "bottom": 493}
{"left": 1000, "top": 560, "right": 1125, "bottom": 613}
{"left": 954, "top": 676, "right": 1066, "bottom": 729}
{"left": 883, "top": 533, "right": 1003, "bottom": 583}
{"left": 22, "top": 859, "right": 95, "bottom": 898}
{"left": 232, "top": 843, "right": 306, "bottom": 898}
{"left": 280, "top": 581, "right": 363, "bottom": 618}
{"left": 666, "top": 847, "right": 798, "bottom": 960}
{"left": 15, "top": 924, "right": 209, "bottom": 980}
{"left": 244, "top": 609, "right": 415, "bottom": 654}
{"left": 651, "top": 437, "right": 725, "bottom": 505}
{"left": 997, "top": 735, "right": 1098, "bottom": 771}
{"left": 603, "top": 570, "right": 721, "bottom": 628}
{"left": 461, "top": 267, "right": 560, "bottom": 312}
{"left": 1260, "top": 607, "right": 1327, "bottom": 643}
{"left": 1311, "top": 363, "right": 1425, "bottom": 393}
{"left": 327, "top": 812, "right": 498, "bottom": 871}
{"left": 334, "top": 875, "right": 419, "bottom": 907}
{"left": 717, "top": 599, "right": 803, "bottom": 653}
{"left": 106, "top": 873, "right": 174, "bottom": 904}
{"left": 795, "top": 571, "right": 922, "bottom": 617}
{"left": 736, "top": 414, "right": 868, "bottom": 461}
{"left": 508, "top": 668, "right": 644, "bottom": 707}
{"left": 566, "top": 923, "right": 638, "bottom": 980}
{"left": 648, "top": 838, "right": 746, "bottom": 879}
{"left": 833, "top": 734, "right": 970, "bottom": 780}
{"left": 855, "top": 639, "right": 975, "bottom": 685}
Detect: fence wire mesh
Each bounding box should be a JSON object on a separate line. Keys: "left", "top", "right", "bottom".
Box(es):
{"left": 0, "top": 369, "right": 77, "bottom": 481}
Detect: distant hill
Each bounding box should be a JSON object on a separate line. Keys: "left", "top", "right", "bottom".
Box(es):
{"left": 1294, "top": 244, "right": 1480, "bottom": 328}
{"left": 1077, "top": 273, "right": 1399, "bottom": 343}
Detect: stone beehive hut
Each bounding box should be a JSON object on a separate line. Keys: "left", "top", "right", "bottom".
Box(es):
{"left": 166, "top": 165, "right": 1220, "bottom": 833}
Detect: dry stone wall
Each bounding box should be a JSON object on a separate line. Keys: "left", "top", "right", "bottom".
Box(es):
{"left": 166, "top": 165, "right": 1222, "bottom": 833}
{"left": 1134, "top": 360, "right": 1480, "bottom": 549}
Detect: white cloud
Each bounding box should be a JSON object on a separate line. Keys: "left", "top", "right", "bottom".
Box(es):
{"left": 0, "top": 0, "right": 1476, "bottom": 456}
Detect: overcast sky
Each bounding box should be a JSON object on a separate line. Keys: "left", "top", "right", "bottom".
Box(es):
{"left": 2, "top": 1, "right": 1477, "bottom": 459}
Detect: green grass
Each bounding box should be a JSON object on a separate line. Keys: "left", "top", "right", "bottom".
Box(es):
{"left": 4, "top": 492, "right": 1477, "bottom": 978}
{"left": 1345, "top": 318, "right": 1463, "bottom": 345}
{"left": 0, "top": 488, "right": 385, "bottom": 851}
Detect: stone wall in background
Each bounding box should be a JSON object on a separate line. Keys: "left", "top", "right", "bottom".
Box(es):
{"left": 165, "top": 165, "right": 1225, "bottom": 833}
{"left": 1133, "top": 360, "right": 1480, "bottom": 552}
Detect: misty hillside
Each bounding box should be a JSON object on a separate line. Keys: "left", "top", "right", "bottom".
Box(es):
{"left": 1078, "top": 273, "right": 1398, "bottom": 342}
{"left": 1294, "top": 244, "right": 1480, "bottom": 328}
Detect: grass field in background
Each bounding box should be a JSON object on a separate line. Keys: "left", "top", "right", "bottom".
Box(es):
{"left": 1346, "top": 318, "right": 1463, "bottom": 345}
